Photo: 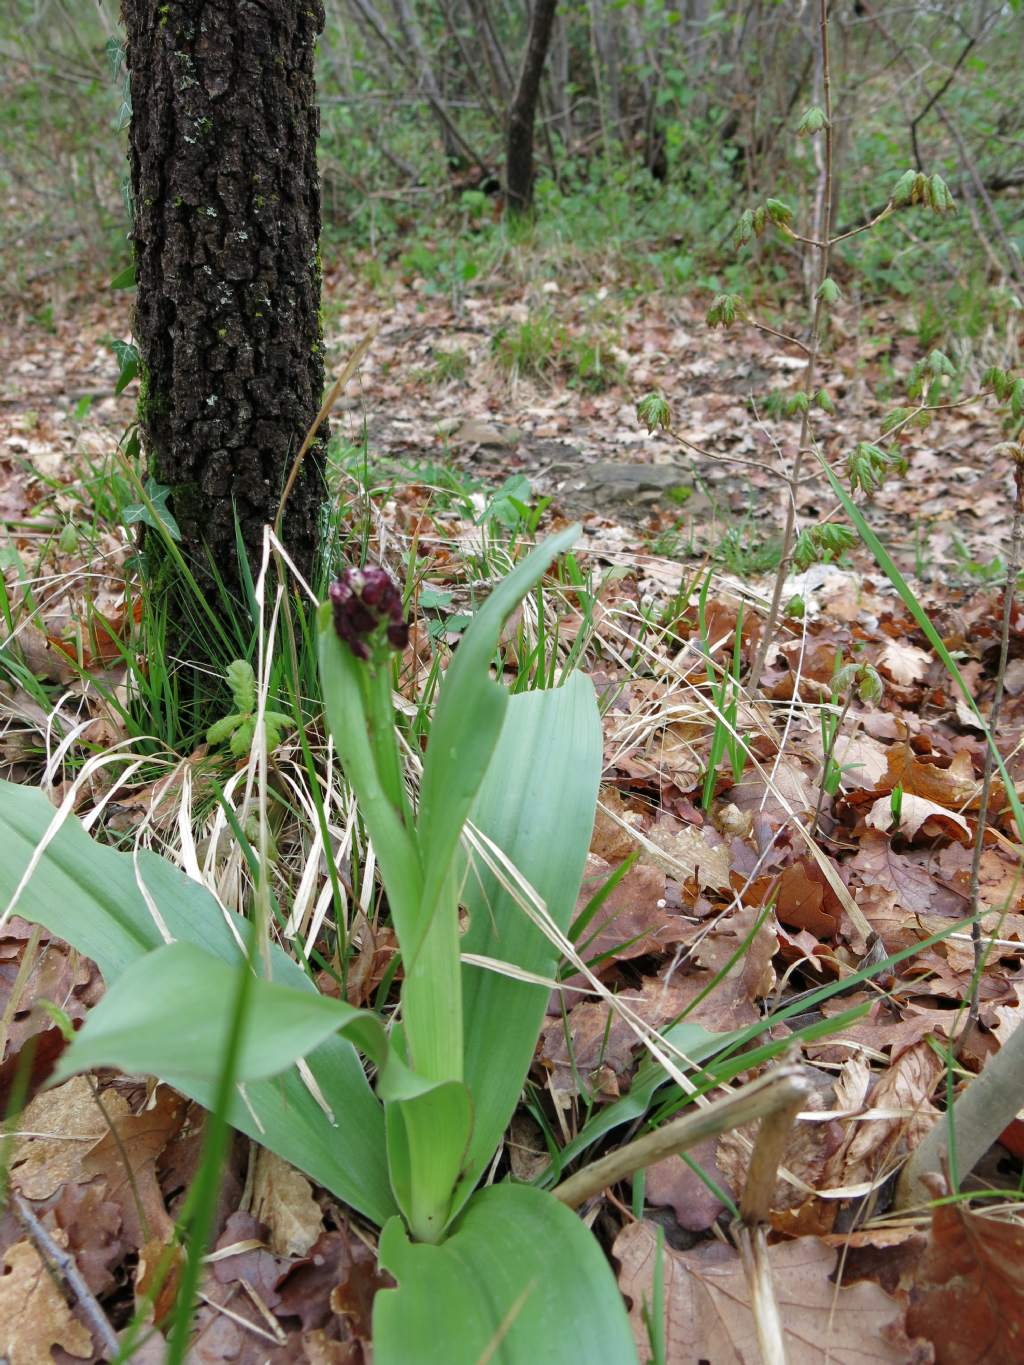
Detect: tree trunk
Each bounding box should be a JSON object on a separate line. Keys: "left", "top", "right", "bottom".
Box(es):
{"left": 121, "top": 0, "right": 328, "bottom": 598}
{"left": 505, "top": 0, "right": 559, "bottom": 215}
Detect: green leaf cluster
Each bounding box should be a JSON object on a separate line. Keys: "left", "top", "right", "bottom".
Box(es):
{"left": 847, "top": 441, "right": 907, "bottom": 495}
{"left": 833, "top": 660, "right": 883, "bottom": 705}
{"left": 796, "top": 105, "right": 829, "bottom": 135}
{"left": 880, "top": 406, "right": 932, "bottom": 436}
{"left": 636, "top": 391, "right": 671, "bottom": 432}
{"left": 984, "top": 366, "right": 1024, "bottom": 420}
{"left": 733, "top": 197, "right": 794, "bottom": 249}
{"left": 792, "top": 522, "right": 857, "bottom": 571}
{"left": 907, "top": 348, "right": 957, "bottom": 404}
{"left": 706, "top": 292, "right": 741, "bottom": 327}
{"left": 206, "top": 659, "right": 294, "bottom": 757}
{"left": 890, "top": 169, "right": 956, "bottom": 213}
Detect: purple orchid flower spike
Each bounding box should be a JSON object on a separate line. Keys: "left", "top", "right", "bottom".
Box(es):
{"left": 328, "top": 565, "right": 409, "bottom": 662}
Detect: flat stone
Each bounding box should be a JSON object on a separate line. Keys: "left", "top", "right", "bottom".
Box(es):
{"left": 576, "top": 461, "right": 693, "bottom": 504}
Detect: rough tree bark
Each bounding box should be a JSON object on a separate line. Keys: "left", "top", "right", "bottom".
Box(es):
{"left": 505, "top": 0, "right": 559, "bottom": 215}
{"left": 121, "top": 0, "right": 328, "bottom": 596}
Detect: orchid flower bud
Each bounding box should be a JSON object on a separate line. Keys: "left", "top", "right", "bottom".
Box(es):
{"left": 328, "top": 565, "right": 409, "bottom": 662}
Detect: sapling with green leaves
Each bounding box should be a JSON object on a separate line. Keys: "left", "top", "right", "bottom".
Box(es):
{"left": 639, "top": 0, "right": 967, "bottom": 699}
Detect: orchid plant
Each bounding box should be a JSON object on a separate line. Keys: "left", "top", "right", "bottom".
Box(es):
{"left": 0, "top": 527, "right": 639, "bottom": 1362}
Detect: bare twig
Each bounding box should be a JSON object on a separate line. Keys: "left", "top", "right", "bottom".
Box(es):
{"left": 12, "top": 1191, "right": 122, "bottom": 1360}
{"left": 745, "top": 316, "right": 813, "bottom": 355}
{"left": 748, "top": 0, "right": 836, "bottom": 696}
{"left": 274, "top": 334, "right": 375, "bottom": 539}
{"left": 735, "top": 1070, "right": 810, "bottom": 1365}
{"left": 967, "top": 445, "right": 1024, "bottom": 1023}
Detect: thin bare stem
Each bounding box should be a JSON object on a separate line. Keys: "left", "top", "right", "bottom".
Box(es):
{"left": 13, "top": 1192, "right": 122, "bottom": 1360}
{"left": 967, "top": 448, "right": 1024, "bottom": 1022}
{"left": 829, "top": 202, "right": 894, "bottom": 246}
{"left": 810, "top": 691, "right": 854, "bottom": 841}
{"left": 735, "top": 1076, "right": 809, "bottom": 1365}
{"left": 745, "top": 316, "right": 813, "bottom": 355}
{"left": 667, "top": 427, "right": 782, "bottom": 478}
{"left": 748, "top": 0, "right": 835, "bottom": 695}
{"left": 274, "top": 333, "right": 375, "bottom": 539}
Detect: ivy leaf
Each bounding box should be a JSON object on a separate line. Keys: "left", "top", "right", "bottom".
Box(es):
{"left": 121, "top": 477, "right": 181, "bottom": 541}
{"left": 109, "top": 338, "right": 140, "bottom": 395}
{"left": 793, "top": 524, "right": 856, "bottom": 571}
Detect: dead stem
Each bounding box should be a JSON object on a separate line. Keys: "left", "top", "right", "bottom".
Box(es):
{"left": 552, "top": 1063, "right": 810, "bottom": 1211}
{"left": 967, "top": 446, "right": 1024, "bottom": 1023}
{"left": 13, "top": 1191, "right": 123, "bottom": 1359}
{"left": 735, "top": 1069, "right": 809, "bottom": 1365}
{"left": 748, "top": 0, "right": 835, "bottom": 696}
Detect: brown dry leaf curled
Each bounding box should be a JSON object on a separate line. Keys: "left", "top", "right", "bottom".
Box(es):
{"left": 825, "top": 1040, "right": 944, "bottom": 1192}
{"left": 614, "top": 1222, "right": 919, "bottom": 1363}
{"left": 251, "top": 1146, "right": 325, "bottom": 1257}
{"left": 643, "top": 821, "right": 731, "bottom": 892}
{"left": 877, "top": 640, "right": 932, "bottom": 686}
{"left": 0, "top": 1240, "right": 93, "bottom": 1365}
{"left": 905, "top": 1194, "right": 1024, "bottom": 1363}
{"left": 866, "top": 793, "right": 970, "bottom": 843}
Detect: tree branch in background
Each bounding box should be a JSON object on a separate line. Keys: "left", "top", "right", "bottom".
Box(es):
{"left": 506, "top": 0, "right": 559, "bottom": 216}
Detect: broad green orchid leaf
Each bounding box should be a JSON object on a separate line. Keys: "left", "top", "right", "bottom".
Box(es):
{"left": 374, "top": 1183, "right": 638, "bottom": 1365}
{"left": 57, "top": 935, "right": 475, "bottom": 1243}
{"left": 457, "top": 672, "right": 602, "bottom": 1205}
{"left": 413, "top": 525, "right": 581, "bottom": 962}
{"left": 52, "top": 940, "right": 391, "bottom": 1085}
{"left": 0, "top": 781, "right": 395, "bottom": 1227}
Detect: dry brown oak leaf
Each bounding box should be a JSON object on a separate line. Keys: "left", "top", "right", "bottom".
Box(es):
{"left": 81, "top": 1084, "right": 186, "bottom": 1248}
{"left": 10, "top": 1074, "right": 130, "bottom": 1200}
{"left": 905, "top": 1194, "right": 1024, "bottom": 1364}
{"left": 0, "top": 1240, "right": 92, "bottom": 1365}
{"left": 615, "top": 1222, "right": 927, "bottom": 1364}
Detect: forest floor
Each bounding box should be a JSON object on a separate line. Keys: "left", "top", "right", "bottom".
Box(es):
{"left": 1, "top": 259, "right": 1023, "bottom": 1362}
